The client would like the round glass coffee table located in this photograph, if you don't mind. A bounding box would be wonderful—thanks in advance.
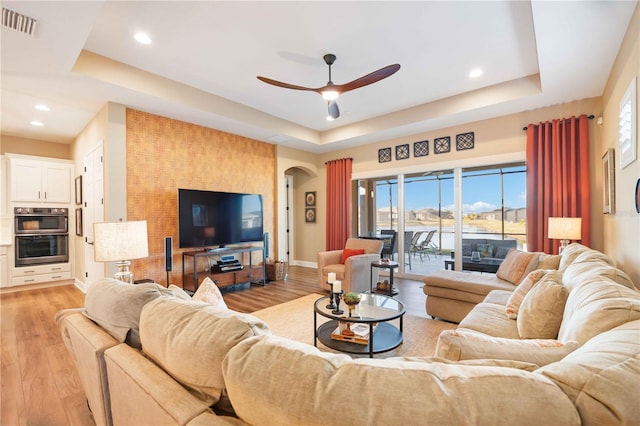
[314,293,405,358]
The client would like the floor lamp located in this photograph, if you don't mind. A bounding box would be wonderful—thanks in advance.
[548,217,582,254]
[94,220,149,284]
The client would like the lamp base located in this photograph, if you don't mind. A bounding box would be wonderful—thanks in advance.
[114,260,134,284]
[558,240,570,255]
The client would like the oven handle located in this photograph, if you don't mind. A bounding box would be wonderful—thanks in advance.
[16,233,69,238]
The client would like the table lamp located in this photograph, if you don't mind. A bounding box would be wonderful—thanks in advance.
[548,217,582,254]
[94,220,149,284]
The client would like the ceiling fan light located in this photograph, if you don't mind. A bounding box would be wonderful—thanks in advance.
[322,90,339,101]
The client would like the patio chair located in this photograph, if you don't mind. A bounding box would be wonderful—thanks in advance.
[380,230,397,260]
[412,229,440,261]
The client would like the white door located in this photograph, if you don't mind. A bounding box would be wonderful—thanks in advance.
[83,143,105,288]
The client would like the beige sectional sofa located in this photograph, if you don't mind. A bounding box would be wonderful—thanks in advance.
[423,246,560,322]
[58,245,640,425]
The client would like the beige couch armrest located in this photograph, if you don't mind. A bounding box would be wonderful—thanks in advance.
[435,329,579,366]
[105,344,212,425]
[345,253,380,293]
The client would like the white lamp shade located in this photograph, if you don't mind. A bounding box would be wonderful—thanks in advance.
[548,217,582,240]
[94,220,149,262]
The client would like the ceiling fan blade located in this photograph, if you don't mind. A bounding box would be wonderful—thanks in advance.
[330,64,401,94]
[328,100,340,119]
[257,76,320,92]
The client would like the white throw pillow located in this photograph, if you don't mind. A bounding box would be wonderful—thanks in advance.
[193,277,227,308]
[505,269,552,319]
[517,271,568,339]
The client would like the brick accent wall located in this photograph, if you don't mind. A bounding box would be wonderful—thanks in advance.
[125,109,276,286]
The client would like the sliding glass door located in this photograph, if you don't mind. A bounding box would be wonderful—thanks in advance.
[356,162,526,278]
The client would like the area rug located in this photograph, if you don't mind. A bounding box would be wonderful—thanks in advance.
[251,294,456,358]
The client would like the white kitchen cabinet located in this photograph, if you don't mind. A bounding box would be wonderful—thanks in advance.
[10,262,71,286]
[10,157,72,203]
[0,246,8,287]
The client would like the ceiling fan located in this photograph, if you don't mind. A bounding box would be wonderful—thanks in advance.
[257,54,401,120]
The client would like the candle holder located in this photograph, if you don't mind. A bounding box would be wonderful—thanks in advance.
[326,282,336,309]
[332,291,344,315]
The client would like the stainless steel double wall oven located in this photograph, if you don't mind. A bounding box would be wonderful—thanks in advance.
[14,207,69,267]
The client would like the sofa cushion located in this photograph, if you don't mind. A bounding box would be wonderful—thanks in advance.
[496,249,539,285]
[483,289,512,306]
[495,246,512,259]
[340,248,365,264]
[462,244,473,256]
[436,329,579,366]
[558,243,591,272]
[168,284,193,300]
[458,303,521,339]
[139,298,270,410]
[423,271,516,304]
[563,262,636,292]
[476,243,494,258]
[537,320,640,424]
[84,278,167,349]
[222,335,581,426]
[558,278,640,345]
[517,271,568,339]
[192,277,227,308]
[505,269,552,319]
[536,253,561,270]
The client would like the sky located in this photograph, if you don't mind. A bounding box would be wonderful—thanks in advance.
[375,170,526,214]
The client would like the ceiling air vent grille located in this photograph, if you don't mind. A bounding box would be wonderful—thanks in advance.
[2,7,37,36]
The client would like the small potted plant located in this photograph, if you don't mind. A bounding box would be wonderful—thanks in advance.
[343,292,361,317]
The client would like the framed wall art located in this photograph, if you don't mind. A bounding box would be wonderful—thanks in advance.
[305,208,316,223]
[378,147,392,163]
[434,137,451,154]
[395,144,409,160]
[75,175,83,205]
[619,76,636,169]
[635,178,640,214]
[414,140,429,157]
[456,132,475,151]
[75,208,83,236]
[602,148,615,214]
[305,191,316,207]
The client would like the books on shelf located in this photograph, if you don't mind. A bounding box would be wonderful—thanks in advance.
[330,323,376,345]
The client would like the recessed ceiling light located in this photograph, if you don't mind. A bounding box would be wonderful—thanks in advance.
[30,120,44,126]
[134,32,152,44]
[34,104,50,111]
[326,115,335,121]
[469,68,483,78]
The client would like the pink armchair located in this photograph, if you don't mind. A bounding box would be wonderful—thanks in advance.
[317,238,384,293]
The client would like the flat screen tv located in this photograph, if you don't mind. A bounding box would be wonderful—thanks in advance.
[178,188,264,249]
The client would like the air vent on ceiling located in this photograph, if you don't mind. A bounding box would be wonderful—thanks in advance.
[2,7,37,36]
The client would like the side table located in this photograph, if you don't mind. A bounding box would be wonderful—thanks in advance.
[370,260,399,296]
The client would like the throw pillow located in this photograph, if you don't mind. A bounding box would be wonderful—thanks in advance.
[476,243,494,258]
[536,253,561,270]
[167,284,192,300]
[495,246,512,259]
[193,277,227,308]
[340,248,365,264]
[517,271,568,339]
[496,249,538,284]
[462,244,473,256]
[505,269,552,319]
[84,278,165,349]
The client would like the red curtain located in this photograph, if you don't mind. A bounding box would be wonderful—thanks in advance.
[526,115,591,253]
[325,158,352,250]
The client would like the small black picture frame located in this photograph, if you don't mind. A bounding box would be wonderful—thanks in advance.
[414,140,429,157]
[75,175,83,205]
[75,208,83,236]
[378,147,392,163]
[305,191,316,207]
[305,208,316,223]
[456,132,475,151]
[434,137,451,154]
[395,144,410,160]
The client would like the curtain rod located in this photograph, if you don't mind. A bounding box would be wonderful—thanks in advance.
[522,115,594,131]
[325,157,353,165]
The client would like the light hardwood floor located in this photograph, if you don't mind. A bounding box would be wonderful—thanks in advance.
[0,265,428,425]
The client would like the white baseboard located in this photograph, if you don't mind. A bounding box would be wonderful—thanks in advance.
[292,260,317,269]
[74,278,87,293]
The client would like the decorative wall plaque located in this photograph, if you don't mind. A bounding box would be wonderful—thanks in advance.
[434,137,451,154]
[395,144,410,160]
[414,140,429,157]
[378,147,392,163]
[305,191,316,206]
[456,132,475,151]
[305,208,316,223]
